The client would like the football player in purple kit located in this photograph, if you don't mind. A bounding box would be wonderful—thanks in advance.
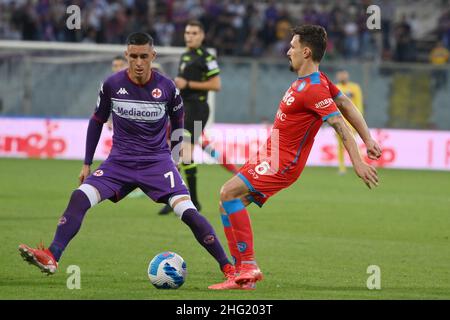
[18,32,236,285]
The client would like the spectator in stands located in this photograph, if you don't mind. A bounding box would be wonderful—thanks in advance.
[394,14,416,62]
[0,0,443,63]
[429,41,449,89]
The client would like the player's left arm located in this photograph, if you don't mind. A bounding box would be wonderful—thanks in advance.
[167,85,185,163]
[334,93,381,160]
[327,114,379,189]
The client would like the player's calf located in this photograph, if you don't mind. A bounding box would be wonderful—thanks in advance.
[169,195,231,272]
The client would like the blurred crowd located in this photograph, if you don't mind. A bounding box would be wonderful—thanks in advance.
[0,0,449,63]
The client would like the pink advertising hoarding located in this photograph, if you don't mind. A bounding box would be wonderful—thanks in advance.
[1,118,450,171]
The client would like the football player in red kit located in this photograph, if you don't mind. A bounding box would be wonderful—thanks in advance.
[209,25,382,290]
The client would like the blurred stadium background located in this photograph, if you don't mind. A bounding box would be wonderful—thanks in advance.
[0,0,450,169]
[1,0,450,300]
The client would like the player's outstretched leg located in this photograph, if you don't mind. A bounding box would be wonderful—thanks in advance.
[169,195,232,279]
[19,185,97,274]
[208,176,262,290]
[219,205,242,273]
[221,178,263,285]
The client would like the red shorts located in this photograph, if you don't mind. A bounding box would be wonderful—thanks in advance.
[237,161,299,207]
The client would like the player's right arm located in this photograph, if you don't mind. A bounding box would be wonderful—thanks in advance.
[79,81,112,184]
[167,83,184,164]
[333,93,381,160]
[304,81,378,189]
[323,74,381,161]
[326,114,379,189]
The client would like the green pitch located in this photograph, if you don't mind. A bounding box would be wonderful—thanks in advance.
[1,158,449,299]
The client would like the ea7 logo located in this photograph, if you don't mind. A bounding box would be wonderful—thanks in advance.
[282,90,295,106]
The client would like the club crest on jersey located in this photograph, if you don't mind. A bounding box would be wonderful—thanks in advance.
[152,88,162,98]
[297,81,306,92]
[93,169,104,176]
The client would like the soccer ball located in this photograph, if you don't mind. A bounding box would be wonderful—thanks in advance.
[147,251,187,289]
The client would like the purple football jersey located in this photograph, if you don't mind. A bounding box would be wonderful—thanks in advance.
[93,69,183,162]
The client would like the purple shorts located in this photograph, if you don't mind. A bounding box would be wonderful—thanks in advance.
[83,157,189,204]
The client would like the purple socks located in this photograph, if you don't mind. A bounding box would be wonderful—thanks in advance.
[48,190,230,270]
[181,208,230,269]
[49,189,91,261]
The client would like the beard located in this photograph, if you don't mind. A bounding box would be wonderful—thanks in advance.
[288,59,295,72]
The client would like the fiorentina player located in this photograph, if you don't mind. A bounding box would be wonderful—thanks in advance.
[209,25,382,290]
[18,32,236,284]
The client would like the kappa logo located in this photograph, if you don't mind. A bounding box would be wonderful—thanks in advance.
[93,169,104,176]
[173,102,183,112]
[116,88,129,95]
[152,88,162,98]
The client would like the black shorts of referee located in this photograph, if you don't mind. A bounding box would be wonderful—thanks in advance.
[183,100,210,144]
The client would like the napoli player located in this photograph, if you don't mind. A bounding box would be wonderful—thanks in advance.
[209,25,382,290]
[18,33,236,283]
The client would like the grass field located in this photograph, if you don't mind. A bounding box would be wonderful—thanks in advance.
[1,158,449,300]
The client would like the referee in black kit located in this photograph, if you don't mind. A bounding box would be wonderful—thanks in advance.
[159,20,221,215]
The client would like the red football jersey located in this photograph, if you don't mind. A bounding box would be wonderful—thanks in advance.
[255,71,342,181]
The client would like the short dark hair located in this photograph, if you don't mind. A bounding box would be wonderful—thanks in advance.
[292,25,327,62]
[126,32,154,46]
[186,20,204,32]
[113,55,127,62]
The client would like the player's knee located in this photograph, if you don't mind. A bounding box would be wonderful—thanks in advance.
[77,184,100,208]
[219,185,234,202]
[169,194,197,218]
[169,195,190,208]
[219,202,225,214]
